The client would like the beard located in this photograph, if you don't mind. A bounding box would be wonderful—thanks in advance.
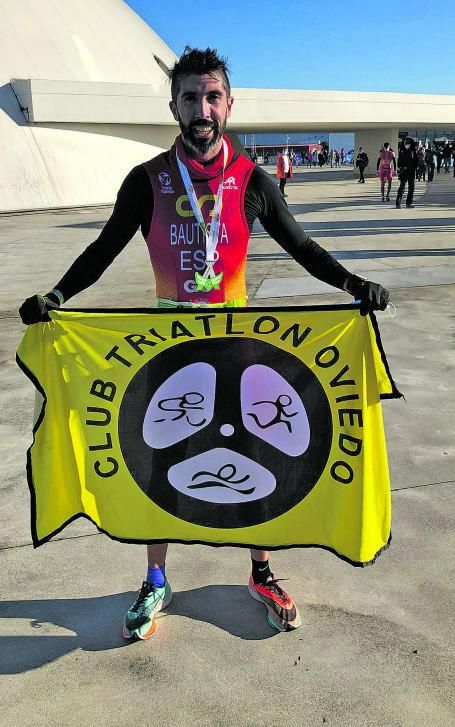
[177,113,228,156]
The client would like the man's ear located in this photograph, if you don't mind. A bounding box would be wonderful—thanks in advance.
[169,100,179,122]
[226,96,234,119]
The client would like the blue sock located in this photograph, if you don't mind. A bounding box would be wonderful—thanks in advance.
[146,564,166,587]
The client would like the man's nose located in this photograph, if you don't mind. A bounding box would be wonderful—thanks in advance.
[196,96,212,118]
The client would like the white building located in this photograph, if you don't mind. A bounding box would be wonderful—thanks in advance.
[2,0,455,211]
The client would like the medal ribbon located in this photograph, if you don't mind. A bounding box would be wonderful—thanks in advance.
[176,139,228,280]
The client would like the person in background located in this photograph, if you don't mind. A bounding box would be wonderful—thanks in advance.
[356,147,369,183]
[436,146,443,174]
[377,142,396,201]
[276,148,292,196]
[415,145,426,182]
[396,137,418,208]
[340,147,345,165]
[442,143,452,173]
[425,145,435,182]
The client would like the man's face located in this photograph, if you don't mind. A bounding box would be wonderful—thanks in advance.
[169,72,234,157]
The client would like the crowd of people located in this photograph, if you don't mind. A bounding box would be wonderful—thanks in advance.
[304,147,354,168]
[272,137,455,203]
[354,139,455,208]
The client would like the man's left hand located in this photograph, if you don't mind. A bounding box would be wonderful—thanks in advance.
[345,274,390,316]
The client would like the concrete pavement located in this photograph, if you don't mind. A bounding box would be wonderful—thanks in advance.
[1,166,454,726]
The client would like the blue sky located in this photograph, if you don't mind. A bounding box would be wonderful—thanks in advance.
[126,0,455,94]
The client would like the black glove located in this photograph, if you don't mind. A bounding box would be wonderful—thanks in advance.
[19,292,61,324]
[345,274,390,316]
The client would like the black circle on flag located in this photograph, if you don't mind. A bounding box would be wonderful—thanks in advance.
[118,337,332,528]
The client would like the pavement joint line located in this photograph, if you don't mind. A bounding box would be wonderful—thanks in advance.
[2,481,453,552]
[391,479,454,492]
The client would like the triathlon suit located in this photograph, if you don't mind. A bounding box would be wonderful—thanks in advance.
[378,149,395,183]
[142,135,252,308]
[53,135,353,307]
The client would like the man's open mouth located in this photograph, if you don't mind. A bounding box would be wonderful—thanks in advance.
[191,124,214,138]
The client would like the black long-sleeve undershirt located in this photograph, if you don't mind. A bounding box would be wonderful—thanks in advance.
[55,157,353,302]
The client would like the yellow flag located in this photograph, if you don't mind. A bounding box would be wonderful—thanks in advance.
[17,305,400,565]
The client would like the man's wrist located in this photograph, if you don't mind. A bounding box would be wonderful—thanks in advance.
[46,288,65,306]
[344,274,366,296]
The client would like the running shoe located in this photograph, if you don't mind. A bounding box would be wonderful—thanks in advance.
[123,579,172,640]
[248,574,301,631]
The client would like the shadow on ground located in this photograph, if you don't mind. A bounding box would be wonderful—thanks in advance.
[247,247,455,262]
[0,584,276,673]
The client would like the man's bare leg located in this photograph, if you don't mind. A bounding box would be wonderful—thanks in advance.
[250,548,269,561]
[147,543,168,568]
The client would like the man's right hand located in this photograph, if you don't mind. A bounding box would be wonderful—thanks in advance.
[19,293,61,324]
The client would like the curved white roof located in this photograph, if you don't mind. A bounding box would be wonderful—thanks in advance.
[0,0,176,86]
[1,0,455,211]
[0,0,178,211]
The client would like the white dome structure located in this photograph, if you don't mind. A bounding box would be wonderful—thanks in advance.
[0,0,178,211]
[2,0,455,210]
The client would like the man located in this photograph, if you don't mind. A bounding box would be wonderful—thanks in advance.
[436,146,443,174]
[425,145,435,182]
[396,137,418,209]
[442,143,452,173]
[276,148,292,196]
[415,145,426,182]
[376,142,397,201]
[356,147,369,183]
[19,48,389,641]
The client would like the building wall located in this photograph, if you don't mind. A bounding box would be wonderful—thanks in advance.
[2,1,455,210]
[1,85,176,210]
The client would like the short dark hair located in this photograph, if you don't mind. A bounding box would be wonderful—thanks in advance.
[169,47,231,101]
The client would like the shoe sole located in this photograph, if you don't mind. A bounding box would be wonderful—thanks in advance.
[122,589,173,641]
[248,583,302,632]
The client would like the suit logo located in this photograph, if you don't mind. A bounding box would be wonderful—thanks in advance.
[224,176,237,190]
[158,171,174,194]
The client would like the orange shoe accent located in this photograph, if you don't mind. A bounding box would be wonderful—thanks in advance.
[137,617,157,640]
